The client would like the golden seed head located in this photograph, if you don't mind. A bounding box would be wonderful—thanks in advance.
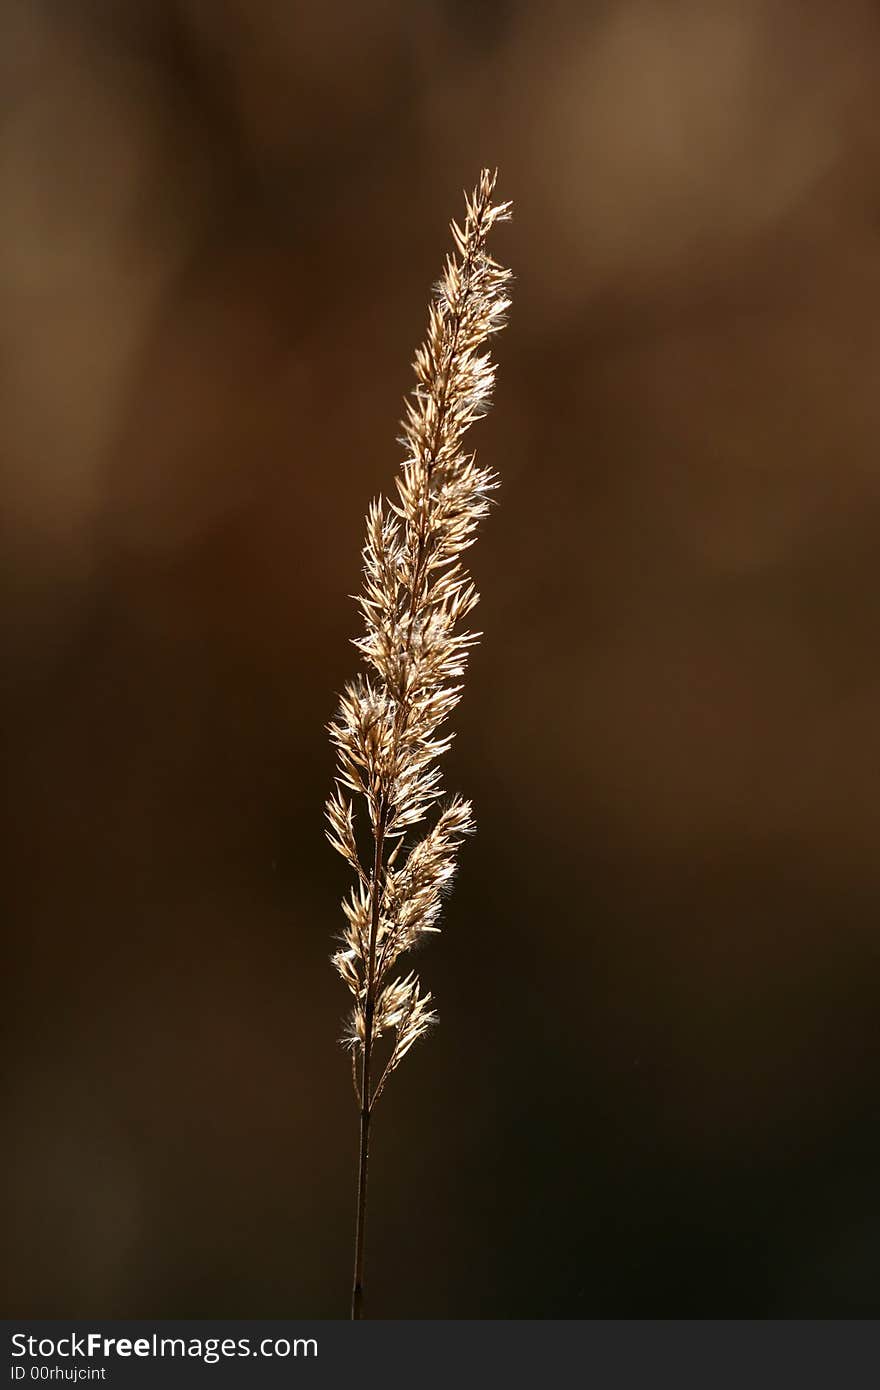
[327,170,512,1103]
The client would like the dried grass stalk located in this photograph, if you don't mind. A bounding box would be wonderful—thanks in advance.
[326,169,512,1318]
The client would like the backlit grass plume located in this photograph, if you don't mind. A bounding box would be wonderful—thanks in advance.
[326,169,512,1318]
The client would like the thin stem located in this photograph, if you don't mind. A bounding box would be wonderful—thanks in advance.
[351,815,385,1319]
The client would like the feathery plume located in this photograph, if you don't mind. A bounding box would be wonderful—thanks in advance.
[326,169,512,1317]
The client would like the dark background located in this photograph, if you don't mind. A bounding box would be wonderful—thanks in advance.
[5,0,880,1317]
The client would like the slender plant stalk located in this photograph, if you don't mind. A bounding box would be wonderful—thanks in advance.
[326,170,512,1319]
[351,822,384,1319]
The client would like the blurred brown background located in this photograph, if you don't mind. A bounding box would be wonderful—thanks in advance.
[5,0,880,1317]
